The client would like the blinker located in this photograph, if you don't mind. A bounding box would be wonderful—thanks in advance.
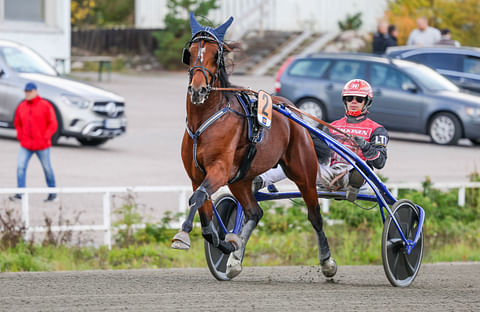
[182,48,191,65]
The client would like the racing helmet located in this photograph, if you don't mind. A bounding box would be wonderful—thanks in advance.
[341,79,373,114]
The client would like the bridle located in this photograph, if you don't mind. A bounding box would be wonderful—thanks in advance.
[183,34,225,100]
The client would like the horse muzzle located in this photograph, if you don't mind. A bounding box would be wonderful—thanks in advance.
[188,85,209,105]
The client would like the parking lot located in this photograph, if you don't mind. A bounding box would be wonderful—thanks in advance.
[1,72,479,235]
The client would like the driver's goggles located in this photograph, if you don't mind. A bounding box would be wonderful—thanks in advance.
[344,96,366,103]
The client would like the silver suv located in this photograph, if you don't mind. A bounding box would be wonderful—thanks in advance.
[0,40,127,146]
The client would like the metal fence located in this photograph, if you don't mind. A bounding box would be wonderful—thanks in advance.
[72,28,162,55]
[1,181,479,248]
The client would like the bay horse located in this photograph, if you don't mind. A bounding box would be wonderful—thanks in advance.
[171,12,337,279]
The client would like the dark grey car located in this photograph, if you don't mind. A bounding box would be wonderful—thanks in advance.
[386,46,480,94]
[0,40,127,146]
[275,53,480,145]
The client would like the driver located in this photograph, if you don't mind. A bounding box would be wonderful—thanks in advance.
[253,79,389,201]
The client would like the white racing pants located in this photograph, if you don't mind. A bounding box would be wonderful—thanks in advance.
[258,163,369,192]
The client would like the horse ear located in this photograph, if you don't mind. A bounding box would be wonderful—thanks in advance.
[189,11,203,35]
[214,16,234,42]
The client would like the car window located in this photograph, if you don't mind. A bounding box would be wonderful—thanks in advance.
[0,46,57,75]
[288,59,331,78]
[424,53,461,71]
[404,53,427,64]
[464,56,480,75]
[370,64,415,90]
[328,60,366,82]
[401,64,459,92]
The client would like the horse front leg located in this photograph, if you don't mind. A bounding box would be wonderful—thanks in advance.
[172,166,236,252]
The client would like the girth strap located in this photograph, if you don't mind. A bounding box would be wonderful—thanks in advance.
[228,142,257,184]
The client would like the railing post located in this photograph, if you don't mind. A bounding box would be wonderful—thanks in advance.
[21,192,30,239]
[391,186,398,198]
[321,198,329,213]
[179,189,187,215]
[458,186,465,207]
[103,192,112,249]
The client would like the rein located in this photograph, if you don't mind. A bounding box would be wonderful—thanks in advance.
[213,87,354,139]
[185,36,226,100]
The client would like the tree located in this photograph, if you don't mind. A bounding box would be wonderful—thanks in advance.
[153,0,219,70]
[338,12,363,31]
[71,0,134,29]
[386,0,480,46]
[71,0,96,28]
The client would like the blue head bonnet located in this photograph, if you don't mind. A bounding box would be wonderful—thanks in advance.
[189,11,233,43]
[182,12,234,66]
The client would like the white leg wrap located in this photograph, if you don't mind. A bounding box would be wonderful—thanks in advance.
[171,231,190,250]
[226,246,244,279]
[260,166,287,188]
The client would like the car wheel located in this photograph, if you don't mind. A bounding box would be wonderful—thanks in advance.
[77,138,109,146]
[296,98,326,128]
[428,112,462,145]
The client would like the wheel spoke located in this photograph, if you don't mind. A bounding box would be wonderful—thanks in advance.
[387,238,403,250]
[393,252,401,277]
[406,208,414,238]
[214,251,225,269]
[403,252,415,276]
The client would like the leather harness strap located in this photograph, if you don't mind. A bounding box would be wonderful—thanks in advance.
[186,101,245,175]
[213,87,353,140]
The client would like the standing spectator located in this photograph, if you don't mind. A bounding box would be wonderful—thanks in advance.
[436,28,460,47]
[372,20,393,54]
[407,16,441,46]
[9,82,58,202]
[388,24,398,46]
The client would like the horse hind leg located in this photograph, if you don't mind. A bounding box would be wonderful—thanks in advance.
[282,151,337,277]
[304,187,337,278]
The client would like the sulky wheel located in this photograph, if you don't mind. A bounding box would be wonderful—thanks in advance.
[204,194,240,281]
[382,199,424,287]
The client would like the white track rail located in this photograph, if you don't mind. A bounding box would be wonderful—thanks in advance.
[1,181,479,248]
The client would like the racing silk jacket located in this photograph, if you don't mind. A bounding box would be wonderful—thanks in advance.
[328,114,389,169]
[14,95,58,151]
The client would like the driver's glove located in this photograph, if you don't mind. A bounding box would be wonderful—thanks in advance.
[353,136,377,159]
[353,136,368,150]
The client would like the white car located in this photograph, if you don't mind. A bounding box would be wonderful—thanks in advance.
[0,40,127,146]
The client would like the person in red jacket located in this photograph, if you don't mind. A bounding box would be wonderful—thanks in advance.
[253,79,389,202]
[9,82,58,202]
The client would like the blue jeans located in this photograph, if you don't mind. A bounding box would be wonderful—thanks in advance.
[17,147,56,195]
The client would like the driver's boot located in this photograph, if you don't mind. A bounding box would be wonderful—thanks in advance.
[346,169,364,202]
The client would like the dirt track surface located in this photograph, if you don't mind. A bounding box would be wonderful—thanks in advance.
[1,263,479,311]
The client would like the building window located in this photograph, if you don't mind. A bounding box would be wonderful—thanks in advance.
[4,0,45,22]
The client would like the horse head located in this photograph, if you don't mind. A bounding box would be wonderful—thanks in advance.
[183,12,234,105]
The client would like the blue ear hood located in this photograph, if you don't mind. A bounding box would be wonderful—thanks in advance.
[189,12,234,42]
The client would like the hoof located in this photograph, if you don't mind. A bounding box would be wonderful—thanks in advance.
[321,257,337,278]
[225,233,243,251]
[171,231,190,250]
[226,251,243,279]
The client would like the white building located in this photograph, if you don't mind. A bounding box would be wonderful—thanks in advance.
[0,0,71,72]
[135,0,388,39]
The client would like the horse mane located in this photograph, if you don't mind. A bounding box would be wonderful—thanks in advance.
[219,41,242,90]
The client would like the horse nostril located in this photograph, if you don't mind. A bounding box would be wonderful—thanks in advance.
[188,86,194,95]
[199,87,207,95]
